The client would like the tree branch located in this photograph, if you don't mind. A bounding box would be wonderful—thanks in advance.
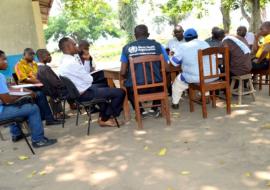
[240,0,251,23]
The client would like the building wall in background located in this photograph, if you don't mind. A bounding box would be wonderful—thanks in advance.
[0,0,45,77]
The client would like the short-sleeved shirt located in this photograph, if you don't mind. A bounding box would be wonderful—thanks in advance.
[222,38,252,76]
[59,54,93,94]
[15,59,38,82]
[256,34,270,59]
[166,38,185,52]
[120,38,169,87]
[0,73,9,113]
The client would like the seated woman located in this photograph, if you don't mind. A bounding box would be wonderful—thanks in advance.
[252,22,270,70]
[0,50,57,148]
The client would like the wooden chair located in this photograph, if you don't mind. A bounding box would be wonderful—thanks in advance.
[251,63,270,95]
[129,54,171,129]
[189,47,231,118]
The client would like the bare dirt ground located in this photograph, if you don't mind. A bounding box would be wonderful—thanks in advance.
[1,88,270,190]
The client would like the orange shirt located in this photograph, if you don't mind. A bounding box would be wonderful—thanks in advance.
[15,59,38,82]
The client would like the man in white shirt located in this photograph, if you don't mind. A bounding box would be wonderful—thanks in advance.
[166,25,185,55]
[58,37,125,127]
[170,28,218,109]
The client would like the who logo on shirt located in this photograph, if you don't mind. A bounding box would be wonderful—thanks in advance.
[128,46,138,54]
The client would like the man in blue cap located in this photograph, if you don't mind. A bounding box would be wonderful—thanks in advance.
[170,28,218,109]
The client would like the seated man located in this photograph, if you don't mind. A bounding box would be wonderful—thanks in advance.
[0,50,57,148]
[15,48,61,125]
[78,40,108,87]
[171,28,218,109]
[205,27,225,47]
[222,34,252,77]
[58,37,125,127]
[120,24,170,117]
[36,49,70,119]
[252,22,270,70]
[166,25,185,55]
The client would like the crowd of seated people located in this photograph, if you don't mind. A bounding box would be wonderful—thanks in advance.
[1,22,270,149]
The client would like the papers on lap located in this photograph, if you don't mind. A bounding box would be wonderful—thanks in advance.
[9,91,31,96]
[10,83,43,89]
[90,69,102,75]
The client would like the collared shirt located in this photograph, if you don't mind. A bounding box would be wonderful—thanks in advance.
[120,38,169,87]
[256,34,270,59]
[166,38,185,52]
[171,39,218,83]
[0,73,9,113]
[58,54,93,94]
[15,58,38,82]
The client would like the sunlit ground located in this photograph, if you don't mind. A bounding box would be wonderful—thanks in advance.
[1,86,270,190]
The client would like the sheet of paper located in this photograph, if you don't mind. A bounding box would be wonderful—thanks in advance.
[9,91,31,96]
[11,83,43,89]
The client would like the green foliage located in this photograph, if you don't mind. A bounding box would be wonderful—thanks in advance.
[160,0,214,26]
[44,0,121,42]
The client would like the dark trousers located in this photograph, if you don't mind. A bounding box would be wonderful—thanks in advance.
[252,59,269,70]
[79,87,125,121]
[126,87,161,113]
[35,91,55,121]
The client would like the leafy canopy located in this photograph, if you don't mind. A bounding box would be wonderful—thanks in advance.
[45,0,121,42]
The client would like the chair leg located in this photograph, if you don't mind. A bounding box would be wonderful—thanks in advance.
[62,100,66,128]
[86,108,91,136]
[211,90,216,108]
[164,99,171,126]
[76,103,80,126]
[259,74,262,90]
[134,101,143,129]
[238,79,243,105]
[19,127,35,155]
[201,92,207,118]
[225,87,231,115]
[230,79,236,97]
[248,79,256,101]
[189,87,195,112]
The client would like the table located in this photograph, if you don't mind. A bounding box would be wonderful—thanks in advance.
[103,68,131,122]
[103,66,181,122]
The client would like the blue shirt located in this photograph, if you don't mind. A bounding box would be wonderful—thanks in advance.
[120,38,169,87]
[0,73,9,113]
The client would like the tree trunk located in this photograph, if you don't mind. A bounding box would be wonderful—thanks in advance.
[249,0,261,32]
[220,0,231,33]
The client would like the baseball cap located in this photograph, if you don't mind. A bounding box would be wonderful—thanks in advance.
[183,28,198,39]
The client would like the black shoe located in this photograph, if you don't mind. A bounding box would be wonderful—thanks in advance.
[172,104,179,109]
[12,133,30,142]
[32,138,57,148]
[45,119,63,126]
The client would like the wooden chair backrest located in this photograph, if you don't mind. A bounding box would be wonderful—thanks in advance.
[129,54,167,92]
[198,47,230,85]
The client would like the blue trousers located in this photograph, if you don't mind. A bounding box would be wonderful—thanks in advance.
[79,87,125,121]
[0,104,44,142]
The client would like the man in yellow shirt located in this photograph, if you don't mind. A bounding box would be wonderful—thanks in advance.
[14,48,62,126]
[15,48,40,83]
[252,22,270,70]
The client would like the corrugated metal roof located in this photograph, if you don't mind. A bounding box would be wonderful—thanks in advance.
[33,0,53,24]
